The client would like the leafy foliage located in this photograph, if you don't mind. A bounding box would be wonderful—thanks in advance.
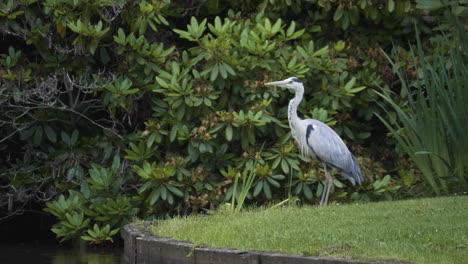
[1,0,465,243]
[376,16,468,195]
[44,160,139,242]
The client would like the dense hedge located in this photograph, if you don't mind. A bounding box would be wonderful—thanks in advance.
[0,0,464,243]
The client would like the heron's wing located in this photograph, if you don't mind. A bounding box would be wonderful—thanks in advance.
[304,119,353,173]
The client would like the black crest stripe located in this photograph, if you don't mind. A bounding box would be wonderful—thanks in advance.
[305,125,321,162]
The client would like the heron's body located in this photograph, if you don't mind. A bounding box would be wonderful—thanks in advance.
[266,77,363,205]
[291,118,362,186]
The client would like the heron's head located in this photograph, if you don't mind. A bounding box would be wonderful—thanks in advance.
[264,77,303,92]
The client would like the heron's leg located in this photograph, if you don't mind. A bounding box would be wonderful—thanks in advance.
[319,182,327,206]
[320,164,333,206]
[320,163,328,205]
[323,168,333,206]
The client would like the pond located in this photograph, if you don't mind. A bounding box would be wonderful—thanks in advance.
[0,243,126,264]
[0,211,126,264]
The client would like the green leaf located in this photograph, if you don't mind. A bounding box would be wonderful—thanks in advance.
[44,125,57,143]
[415,151,432,155]
[167,185,184,197]
[342,13,350,29]
[161,186,168,200]
[357,132,371,139]
[331,99,339,109]
[219,64,227,79]
[264,18,272,32]
[303,184,313,200]
[167,193,174,204]
[177,105,185,120]
[156,77,169,88]
[124,88,139,95]
[289,29,305,39]
[271,19,282,34]
[214,16,222,32]
[349,86,366,93]
[147,133,157,148]
[381,175,391,186]
[334,179,344,188]
[253,181,263,196]
[266,177,280,188]
[170,125,178,142]
[81,181,91,199]
[288,56,297,69]
[334,7,344,21]
[263,182,272,199]
[81,235,95,241]
[89,39,99,55]
[344,126,354,140]
[271,174,286,180]
[313,46,328,57]
[272,157,281,169]
[33,126,43,146]
[294,183,303,195]
[56,21,66,38]
[158,13,169,25]
[344,77,356,90]
[310,25,321,33]
[225,125,233,141]
[149,189,160,205]
[281,159,289,174]
[210,64,219,81]
[286,21,295,37]
[70,130,79,145]
[117,28,126,43]
[415,0,445,10]
[224,63,236,76]
[100,47,110,65]
[111,155,121,171]
[109,228,120,236]
[139,181,153,193]
[316,183,323,197]
[173,29,195,41]
[388,0,395,12]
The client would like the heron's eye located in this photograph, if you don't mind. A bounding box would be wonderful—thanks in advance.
[288,81,293,84]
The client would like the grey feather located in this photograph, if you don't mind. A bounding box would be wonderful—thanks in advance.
[265,76,363,205]
[302,119,362,185]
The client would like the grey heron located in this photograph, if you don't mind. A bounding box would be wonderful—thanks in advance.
[265,77,363,205]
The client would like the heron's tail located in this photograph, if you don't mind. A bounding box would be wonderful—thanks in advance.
[346,155,363,186]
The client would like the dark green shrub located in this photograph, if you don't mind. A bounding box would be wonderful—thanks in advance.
[2,0,457,243]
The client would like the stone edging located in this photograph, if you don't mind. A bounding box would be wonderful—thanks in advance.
[122,223,410,264]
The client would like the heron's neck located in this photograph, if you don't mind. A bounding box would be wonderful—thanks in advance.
[288,86,304,126]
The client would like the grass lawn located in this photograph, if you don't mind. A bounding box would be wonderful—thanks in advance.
[151,196,468,264]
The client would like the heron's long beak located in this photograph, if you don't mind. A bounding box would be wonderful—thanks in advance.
[264,79,289,87]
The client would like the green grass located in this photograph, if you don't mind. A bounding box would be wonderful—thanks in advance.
[151,196,468,264]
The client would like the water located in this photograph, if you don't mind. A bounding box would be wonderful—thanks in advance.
[0,243,126,264]
[0,212,127,263]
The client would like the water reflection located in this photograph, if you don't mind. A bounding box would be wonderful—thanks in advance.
[0,243,126,264]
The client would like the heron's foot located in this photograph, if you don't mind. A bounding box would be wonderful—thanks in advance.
[319,198,328,206]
